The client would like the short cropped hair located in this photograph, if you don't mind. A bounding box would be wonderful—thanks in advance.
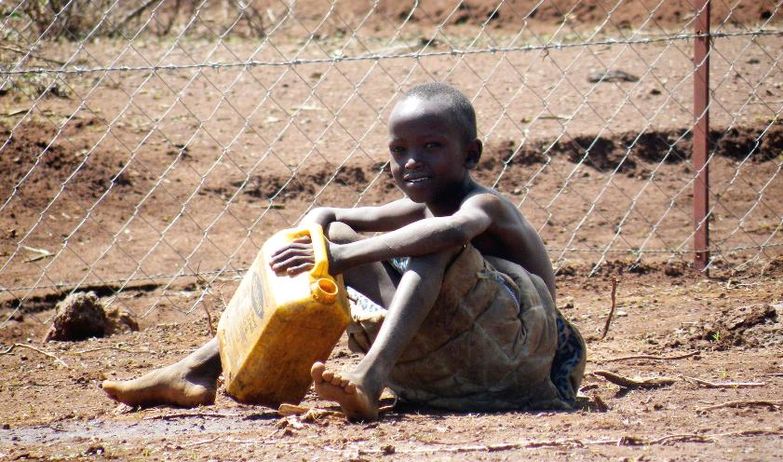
[403,82,477,145]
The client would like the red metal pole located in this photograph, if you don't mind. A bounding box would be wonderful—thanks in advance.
[693,0,710,272]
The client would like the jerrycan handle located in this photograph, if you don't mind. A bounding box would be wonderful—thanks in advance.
[284,225,338,305]
[305,224,330,279]
[307,225,338,304]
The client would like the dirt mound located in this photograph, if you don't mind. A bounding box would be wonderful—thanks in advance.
[371,0,779,30]
[42,291,139,341]
[557,258,693,279]
[6,120,777,207]
[44,292,107,342]
[668,303,782,350]
[242,124,781,203]
[0,120,139,212]
[494,124,783,173]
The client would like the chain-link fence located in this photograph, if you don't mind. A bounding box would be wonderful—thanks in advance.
[1,0,781,325]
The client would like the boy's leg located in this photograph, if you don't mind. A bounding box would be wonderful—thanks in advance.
[325,221,399,308]
[312,246,460,421]
[100,221,390,409]
[101,337,221,407]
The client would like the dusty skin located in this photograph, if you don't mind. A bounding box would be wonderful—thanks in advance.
[311,361,378,421]
[101,363,216,408]
[101,339,220,408]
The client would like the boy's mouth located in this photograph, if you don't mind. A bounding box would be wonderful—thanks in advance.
[403,174,431,184]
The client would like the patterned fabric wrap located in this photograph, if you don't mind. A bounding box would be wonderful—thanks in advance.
[346,245,586,411]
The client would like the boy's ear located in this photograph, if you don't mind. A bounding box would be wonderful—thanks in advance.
[464,139,482,169]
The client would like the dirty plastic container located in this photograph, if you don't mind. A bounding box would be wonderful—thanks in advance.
[216,224,351,407]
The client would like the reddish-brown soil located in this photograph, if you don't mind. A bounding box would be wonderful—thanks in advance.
[1,1,782,460]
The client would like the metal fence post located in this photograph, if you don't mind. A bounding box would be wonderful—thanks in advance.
[693,0,711,272]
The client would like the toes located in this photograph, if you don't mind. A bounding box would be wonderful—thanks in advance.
[311,362,356,393]
[310,362,326,383]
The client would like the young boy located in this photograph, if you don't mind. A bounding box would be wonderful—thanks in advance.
[102,82,586,421]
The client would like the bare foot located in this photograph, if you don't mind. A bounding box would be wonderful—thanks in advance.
[311,362,379,421]
[101,363,216,408]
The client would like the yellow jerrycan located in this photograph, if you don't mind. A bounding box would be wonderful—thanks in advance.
[216,224,351,407]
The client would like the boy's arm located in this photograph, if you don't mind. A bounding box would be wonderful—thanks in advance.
[279,194,495,275]
[332,200,490,271]
[300,199,427,233]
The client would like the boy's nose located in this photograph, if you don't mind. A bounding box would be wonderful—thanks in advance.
[404,156,422,169]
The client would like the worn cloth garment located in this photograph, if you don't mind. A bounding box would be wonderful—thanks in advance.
[346,245,586,411]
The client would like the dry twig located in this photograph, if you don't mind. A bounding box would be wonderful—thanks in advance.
[109,0,159,35]
[3,107,32,117]
[0,44,66,65]
[593,351,700,363]
[698,400,782,412]
[682,376,765,388]
[73,346,152,355]
[278,398,398,421]
[619,434,714,446]
[182,436,221,447]
[21,245,53,263]
[278,403,343,419]
[600,278,618,340]
[143,412,246,420]
[203,303,215,336]
[195,268,216,336]
[0,343,69,368]
[589,370,676,388]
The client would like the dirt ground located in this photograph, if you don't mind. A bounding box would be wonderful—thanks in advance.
[1,1,782,460]
[1,267,782,461]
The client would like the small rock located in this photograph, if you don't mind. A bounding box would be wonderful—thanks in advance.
[105,307,139,335]
[587,69,639,83]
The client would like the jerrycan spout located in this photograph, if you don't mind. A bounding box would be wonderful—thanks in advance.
[311,278,338,304]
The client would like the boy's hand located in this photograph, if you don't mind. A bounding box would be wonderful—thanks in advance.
[269,236,347,277]
[269,236,315,275]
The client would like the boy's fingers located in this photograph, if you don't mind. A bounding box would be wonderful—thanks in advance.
[269,237,312,257]
[286,262,314,275]
[269,248,314,265]
[271,255,310,272]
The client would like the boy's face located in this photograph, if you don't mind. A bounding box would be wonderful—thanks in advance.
[387,97,476,205]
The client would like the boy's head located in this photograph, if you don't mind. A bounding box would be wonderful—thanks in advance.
[401,82,477,146]
[387,83,483,205]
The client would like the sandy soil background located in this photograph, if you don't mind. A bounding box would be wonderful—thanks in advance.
[1,1,782,460]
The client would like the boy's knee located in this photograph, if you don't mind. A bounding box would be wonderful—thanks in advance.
[325,221,360,244]
[408,245,463,272]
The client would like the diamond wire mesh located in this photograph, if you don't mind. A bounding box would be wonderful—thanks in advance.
[0,0,781,325]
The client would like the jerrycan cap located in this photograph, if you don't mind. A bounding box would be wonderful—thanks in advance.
[311,278,338,304]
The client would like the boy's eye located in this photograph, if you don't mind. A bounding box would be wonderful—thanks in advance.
[424,142,441,149]
[389,145,405,154]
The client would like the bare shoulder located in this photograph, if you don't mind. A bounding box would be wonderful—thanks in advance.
[462,189,555,299]
[460,189,525,222]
